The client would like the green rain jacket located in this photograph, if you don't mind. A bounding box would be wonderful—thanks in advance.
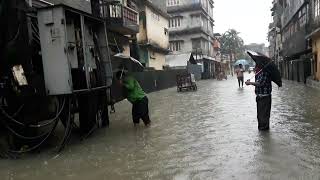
[123,76,146,103]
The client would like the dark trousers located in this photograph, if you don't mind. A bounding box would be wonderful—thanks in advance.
[238,77,244,87]
[132,96,151,125]
[256,95,271,130]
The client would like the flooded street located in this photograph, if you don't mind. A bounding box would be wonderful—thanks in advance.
[1,74,320,180]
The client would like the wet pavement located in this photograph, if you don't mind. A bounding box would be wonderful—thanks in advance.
[1,73,320,180]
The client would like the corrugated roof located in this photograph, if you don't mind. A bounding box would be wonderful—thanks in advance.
[165,53,192,67]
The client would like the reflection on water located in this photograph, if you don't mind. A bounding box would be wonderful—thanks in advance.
[1,75,320,180]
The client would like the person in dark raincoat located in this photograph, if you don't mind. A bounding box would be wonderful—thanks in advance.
[245,64,272,131]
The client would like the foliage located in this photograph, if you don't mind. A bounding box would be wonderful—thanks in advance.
[220,29,245,61]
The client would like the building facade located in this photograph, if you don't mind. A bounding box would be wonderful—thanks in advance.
[33,0,170,71]
[269,0,312,83]
[92,0,139,71]
[307,0,320,81]
[137,0,170,70]
[30,0,92,13]
[166,0,220,79]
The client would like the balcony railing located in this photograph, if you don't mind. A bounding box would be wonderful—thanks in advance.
[96,1,139,34]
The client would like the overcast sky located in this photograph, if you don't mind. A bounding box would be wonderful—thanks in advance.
[213,0,273,45]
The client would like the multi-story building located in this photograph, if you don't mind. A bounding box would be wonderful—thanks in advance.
[30,0,92,13]
[166,0,219,79]
[281,0,311,83]
[269,0,283,65]
[269,0,312,83]
[136,0,170,70]
[306,0,320,81]
[93,0,140,68]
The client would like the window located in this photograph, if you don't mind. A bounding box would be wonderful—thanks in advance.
[192,39,201,50]
[164,28,168,35]
[169,17,183,28]
[109,5,122,18]
[191,15,200,26]
[315,0,320,18]
[299,6,307,27]
[170,41,183,51]
[192,0,200,4]
[167,0,180,6]
[200,16,204,27]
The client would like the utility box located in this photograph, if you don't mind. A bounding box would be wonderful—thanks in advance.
[38,5,113,95]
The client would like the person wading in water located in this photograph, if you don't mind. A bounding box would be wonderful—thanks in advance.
[116,71,151,127]
[245,64,272,131]
[235,64,245,88]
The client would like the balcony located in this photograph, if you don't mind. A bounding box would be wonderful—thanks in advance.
[282,29,308,57]
[306,15,320,37]
[167,2,202,13]
[281,0,307,27]
[97,2,139,35]
[139,39,170,54]
[169,26,214,38]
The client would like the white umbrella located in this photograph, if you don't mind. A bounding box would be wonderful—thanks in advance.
[113,53,144,72]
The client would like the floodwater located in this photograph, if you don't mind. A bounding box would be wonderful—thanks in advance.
[1,74,320,180]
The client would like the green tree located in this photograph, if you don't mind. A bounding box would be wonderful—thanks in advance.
[220,29,245,62]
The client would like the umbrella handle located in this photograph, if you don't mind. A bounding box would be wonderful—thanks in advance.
[120,67,124,80]
[247,61,273,81]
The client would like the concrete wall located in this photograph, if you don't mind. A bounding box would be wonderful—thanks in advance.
[137,3,169,70]
[145,6,169,49]
[170,11,196,31]
[137,9,148,43]
[111,69,188,102]
[149,0,167,13]
[170,0,214,19]
[169,33,211,56]
[169,12,213,36]
[148,51,166,70]
[167,0,214,58]
[34,0,92,13]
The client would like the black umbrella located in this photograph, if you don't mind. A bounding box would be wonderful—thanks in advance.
[112,53,144,72]
[247,51,282,87]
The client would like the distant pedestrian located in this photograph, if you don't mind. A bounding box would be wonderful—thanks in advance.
[235,64,245,88]
[245,64,272,131]
[116,71,151,127]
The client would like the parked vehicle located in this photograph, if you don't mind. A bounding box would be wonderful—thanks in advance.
[176,73,197,92]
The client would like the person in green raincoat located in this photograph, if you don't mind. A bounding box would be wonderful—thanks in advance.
[116,71,151,127]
